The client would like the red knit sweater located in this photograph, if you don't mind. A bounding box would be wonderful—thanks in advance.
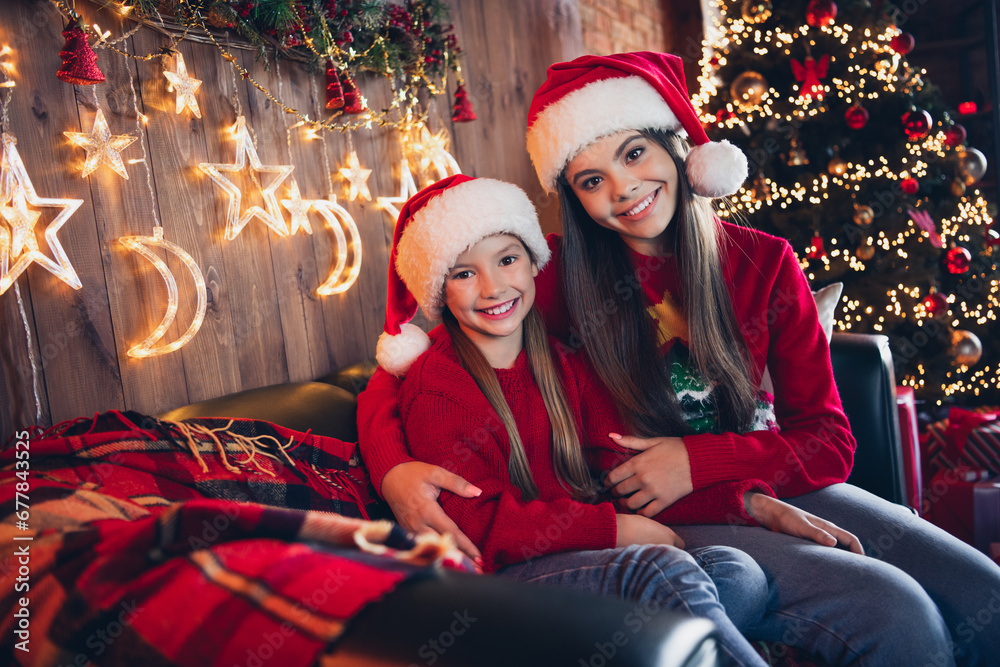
[397,328,769,573]
[360,221,855,503]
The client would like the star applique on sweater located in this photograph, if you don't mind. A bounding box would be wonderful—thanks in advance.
[646,287,689,348]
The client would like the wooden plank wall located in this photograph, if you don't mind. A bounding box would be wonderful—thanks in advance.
[0,0,583,443]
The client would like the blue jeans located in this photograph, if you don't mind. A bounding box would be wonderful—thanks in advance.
[674,483,1000,666]
[497,543,769,667]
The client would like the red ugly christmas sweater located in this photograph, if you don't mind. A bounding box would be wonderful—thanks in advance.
[396,328,771,573]
[360,221,856,506]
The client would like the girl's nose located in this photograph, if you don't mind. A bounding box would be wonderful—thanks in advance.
[613,172,641,201]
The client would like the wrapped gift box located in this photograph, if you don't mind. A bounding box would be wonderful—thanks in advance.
[924,468,1000,554]
[896,386,923,515]
[921,406,1000,481]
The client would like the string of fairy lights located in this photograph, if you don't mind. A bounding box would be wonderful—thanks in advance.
[696,0,999,403]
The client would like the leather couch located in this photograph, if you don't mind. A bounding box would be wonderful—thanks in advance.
[158,332,904,667]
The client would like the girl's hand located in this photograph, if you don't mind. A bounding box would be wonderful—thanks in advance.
[605,434,693,516]
[381,461,483,560]
[745,492,864,555]
[615,513,685,549]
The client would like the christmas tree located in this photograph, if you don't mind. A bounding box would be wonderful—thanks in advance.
[694,0,999,405]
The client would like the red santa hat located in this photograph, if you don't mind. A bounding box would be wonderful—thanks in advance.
[526,51,747,198]
[376,174,551,377]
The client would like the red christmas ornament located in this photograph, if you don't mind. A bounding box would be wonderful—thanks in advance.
[324,61,344,110]
[791,55,829,100]
[890,32,915,55]
[339,71,366,114]
[56,25,105,85]
[943,123,967,147]
[922,292,949,316]
[944,246,972,274]
[901,177,919,194]
[451,83,477,122]
[845,105,869,130]
[958,101,977,115]
[805,0,837,27]
[806,234,827,259]
[902,108,932,141]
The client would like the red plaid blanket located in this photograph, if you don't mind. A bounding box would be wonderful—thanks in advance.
[0,411,467,666]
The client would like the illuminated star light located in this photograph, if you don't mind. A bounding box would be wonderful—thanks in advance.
[376,157,419,225]
[163,52,202,118]
[410,123,461,183]
[281,179,314,235]
[199,116,293,241]
[0,133,84,294]
[338,149,372,202]
[63,108,138,179]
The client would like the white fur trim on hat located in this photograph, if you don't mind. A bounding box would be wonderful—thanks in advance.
[527,76,679,193]
[376,323,431,377]
[685,140,749,199]
[394,179,550,321]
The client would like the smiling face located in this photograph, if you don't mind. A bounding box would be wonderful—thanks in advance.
[565,131,681,257]
[444,234,538,367]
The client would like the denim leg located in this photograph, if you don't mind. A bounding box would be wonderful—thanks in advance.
[672,482,996,667]
[497,544,768,667]
[785,483,1000,666]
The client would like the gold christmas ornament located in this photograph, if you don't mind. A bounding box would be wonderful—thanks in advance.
[950,328,983,366]
[741,0,773,23]
[950,178,967,197]
[856,242,875,260]
[853,205,874,227]
[337,149,372,202]
[730,71,768,109]
[163,52,202,119]
[63,108,138,179]
[827,156,848,176]
[119,226,208,358]
[199,116,293,241]
[957,148,988,185]
[0,133,84,294]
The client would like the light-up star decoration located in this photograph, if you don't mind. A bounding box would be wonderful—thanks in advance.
[0,133,84,295]
[376,157,419,225]
[338,150,372,201]
[199,116,293,241]
[409,123,461,183]
[63,108,138,179]
[311,196,363,295]
[281,179,313,235]
[163,52,202,118]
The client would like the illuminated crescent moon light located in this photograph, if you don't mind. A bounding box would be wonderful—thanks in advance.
[311,196,362,296]
[118,227,208,358]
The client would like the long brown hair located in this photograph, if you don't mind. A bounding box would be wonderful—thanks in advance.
[558,129,757,436]
[442,306,597,501]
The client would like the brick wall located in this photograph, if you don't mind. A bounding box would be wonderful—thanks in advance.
[578,0,665,55]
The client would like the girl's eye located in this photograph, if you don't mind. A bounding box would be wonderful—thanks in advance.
[451,270,472,280]
[582,176,602,191]
[500,255,518,266]
[625,146,644,162]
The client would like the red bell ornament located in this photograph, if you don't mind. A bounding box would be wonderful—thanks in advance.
[901,177,919,195]
[806,234,827,259]
[339,71,366,115]
[56,25,105,85]
[922,292,949,316]
[805,0,837,27]
[890,32,915,55]
[451,83,477,122]
[325,61,344,110]
[943,123,967,148]
[845,105,869,130]
[902,108,932,141]
[944,246,972,274]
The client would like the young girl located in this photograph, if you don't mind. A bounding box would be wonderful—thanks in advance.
[362,53,1000,666]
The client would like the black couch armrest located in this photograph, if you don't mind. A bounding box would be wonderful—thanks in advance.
[157,381,360,442]
[330,568,720,667]
[829,333,906,506]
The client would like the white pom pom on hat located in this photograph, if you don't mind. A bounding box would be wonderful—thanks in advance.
[526,51,748,197]
[376,174,550,377]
